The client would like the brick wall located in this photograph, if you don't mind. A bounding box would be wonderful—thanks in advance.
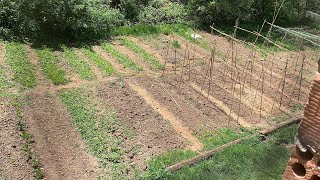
[283,74,320,180]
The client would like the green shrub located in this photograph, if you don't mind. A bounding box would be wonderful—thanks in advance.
[138,0,187,24]
[1,0,124,41]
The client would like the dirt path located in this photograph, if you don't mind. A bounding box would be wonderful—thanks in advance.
[0,98,34,180]
[23,91,101,180]
[127,80,203,151]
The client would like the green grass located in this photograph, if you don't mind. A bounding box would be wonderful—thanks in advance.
[102,43,142,71]
[112,24,189,36]
[119,38,164,70]
[62,46,95,80]
[198,128,253,150]
[143,125,297,180]
[81,47,116,75]
[140,149,197,179]
[37,48,68,85]
[5,42,37,88]
[59,88,130,179]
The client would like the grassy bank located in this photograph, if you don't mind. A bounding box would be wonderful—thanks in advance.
[142,125,297,180]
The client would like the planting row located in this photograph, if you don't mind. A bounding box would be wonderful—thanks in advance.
[0,40,164,89]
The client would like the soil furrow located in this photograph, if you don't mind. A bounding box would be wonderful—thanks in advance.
[23,92,101,180]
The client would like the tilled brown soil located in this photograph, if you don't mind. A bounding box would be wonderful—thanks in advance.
[23,92,101,180]
[139,35,309,116]
[0,98,34,180]
[96,80,187,169]
[132,76,241,133]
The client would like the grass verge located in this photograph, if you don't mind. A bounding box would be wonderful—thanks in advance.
[81,47,116,75]
[102,43,142,71]
[143,125,297,180]
[62,46,95,80]
[37,48,68,85]
[13,97,44,179]
[59,87,131,179]
[5,42,37,88]
[119,38,164,70]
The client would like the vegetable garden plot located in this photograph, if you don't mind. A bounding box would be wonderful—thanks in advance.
[96,80,187,169]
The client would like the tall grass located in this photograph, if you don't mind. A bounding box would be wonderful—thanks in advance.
[119,38,164,70]
[102,43,142,71]
[5,42,37,88]
[81,47,116,75]
[62,46,95,80]
[37,48,68,85]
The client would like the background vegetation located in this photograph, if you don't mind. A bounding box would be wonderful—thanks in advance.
[0,0,319,40]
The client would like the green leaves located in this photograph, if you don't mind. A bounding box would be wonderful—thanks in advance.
[5,42,37,88]
[37,48,68,85]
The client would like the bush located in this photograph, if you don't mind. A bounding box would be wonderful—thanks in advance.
[0,0,21,40]
[1,0,124,41]
[187,0,308,28]
[137,0,187,24]
[187,0,255,28]
[120,0,144,23]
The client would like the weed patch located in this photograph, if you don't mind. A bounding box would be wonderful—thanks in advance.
[62,46,95,80]
[119,38,164,70]
[102,43,142,71]
[5,43,37,88]
[81,47,116,75]
[37,48,68,85]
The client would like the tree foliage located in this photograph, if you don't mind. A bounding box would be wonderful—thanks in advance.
[1,0,123,40]
[0,0,318,41]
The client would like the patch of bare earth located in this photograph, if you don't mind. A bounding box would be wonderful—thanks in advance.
[96,80,187,169]
[131,76,245,131]
[23,91,101,179]
[0,98,34,180]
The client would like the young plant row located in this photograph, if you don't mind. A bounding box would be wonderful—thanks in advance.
[119,38,164,70]
[5,43,37,88]
[62,46,95,80]
[59,88,132,179]
[102,43,143,71]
